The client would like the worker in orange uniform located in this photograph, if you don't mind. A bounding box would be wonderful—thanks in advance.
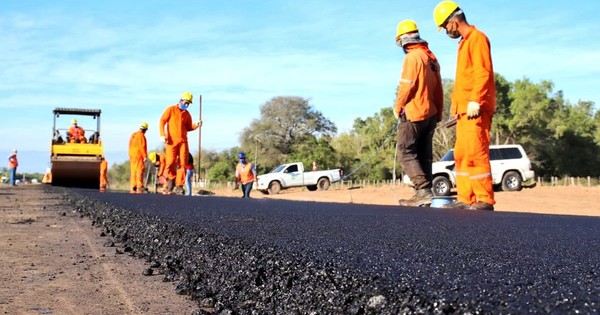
[128,122,149,194]
[235,152,257,198]
[434,1,495,210]
[7,149,18,186]
[393,19,443,207]
[99,157,108,192]
[68,119,87,143]
[159,92,202,195]
[149,151,167,193]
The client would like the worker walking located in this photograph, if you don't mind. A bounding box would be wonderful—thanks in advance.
[99,157,108,192]
[235,152,257,198]
[159,92,202,195]
[68,119,87,143]
[128,122,149,194]
[393,20,444,207]
[7,149,18,186]
[434,1,496,210]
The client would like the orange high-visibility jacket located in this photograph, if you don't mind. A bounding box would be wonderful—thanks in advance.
[159,105,198,144]
[451,25,495,115]
[394,43,444,122]
[236,162,256,185]
[128,130,148,160]
[68,126,86,142]
[8,154,18,168]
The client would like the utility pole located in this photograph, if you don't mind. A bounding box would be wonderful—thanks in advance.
[197,94,202,182]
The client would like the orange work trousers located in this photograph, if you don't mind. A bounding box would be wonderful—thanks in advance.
[454,111,495,205]
[129,157,146,190]
[176,168,185,187]
[100,160,108,191]
[165,141,189,181]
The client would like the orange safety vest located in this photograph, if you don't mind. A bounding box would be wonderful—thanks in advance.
[451,25,495,115]
[159,105,198,144]
[394,42,444,122]
[8,154,18,168]
[236,162,255,184]
[68,126,86,141]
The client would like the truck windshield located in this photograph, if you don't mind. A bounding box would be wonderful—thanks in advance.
[270,165,286,173]
[439,150,454,162]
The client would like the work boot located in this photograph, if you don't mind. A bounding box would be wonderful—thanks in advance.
[163,179,175,195]
[443,200,471,209]
[399,188,434,207]
[130,187,137,194]
[470,202,494,211]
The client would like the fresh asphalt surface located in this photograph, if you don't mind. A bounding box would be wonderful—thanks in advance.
[73,189,600,313]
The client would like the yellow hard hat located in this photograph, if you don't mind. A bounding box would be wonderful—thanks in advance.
[433,1,460,29]
[71,119,78,124]
[396,20,419,41]
[140,122,148,130]
[181,91,193,103]
[149,151,157,163]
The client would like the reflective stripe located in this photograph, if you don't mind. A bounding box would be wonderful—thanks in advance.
[400,78,414,84]
[455,171,469,177]
[470,173,492,179]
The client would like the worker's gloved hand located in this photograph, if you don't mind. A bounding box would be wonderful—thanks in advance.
[196,120,203,128]
[394,110,400,119]
[467,101,481,118]
[160,136,167,143]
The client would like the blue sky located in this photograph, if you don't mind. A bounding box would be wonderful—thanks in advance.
[1,1,598,173]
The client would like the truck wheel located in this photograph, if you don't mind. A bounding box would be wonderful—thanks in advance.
[501,171,522,192]
[317,178,330,191]
[432,176,451,196]
[268,181,282,194]
[306,185,318,191]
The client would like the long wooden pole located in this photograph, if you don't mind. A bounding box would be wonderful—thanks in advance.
[198,94,202,181]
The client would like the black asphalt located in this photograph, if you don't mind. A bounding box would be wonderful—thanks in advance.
[68,188,600,314]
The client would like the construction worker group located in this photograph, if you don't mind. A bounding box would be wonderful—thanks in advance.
[103,1,497,209]
[125,92,201,195]
[395,1,495,210]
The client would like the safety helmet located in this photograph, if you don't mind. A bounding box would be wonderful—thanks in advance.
[181,91,193,103]
[71,119,78,125]
[238,152,246,159]
[433,1,460,29]
[395,20,419,41]
[140,122,148,130]
[149,151,157,163]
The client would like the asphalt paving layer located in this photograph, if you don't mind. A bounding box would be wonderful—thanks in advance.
[62,187,599,314]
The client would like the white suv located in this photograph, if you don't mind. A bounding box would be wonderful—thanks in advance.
[403,144,535,196]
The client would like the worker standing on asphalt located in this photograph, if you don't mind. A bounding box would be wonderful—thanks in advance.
[433,1,496,210]
[159,92,202,195]
[393,19,444,207]
[99,157,108,192]
[68,119,87,143]
[7,149,18,186]
[184,153,194,196]
[128,122,149,194]
[235,152,257,198]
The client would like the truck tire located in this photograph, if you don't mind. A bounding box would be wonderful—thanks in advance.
[501,171,522,192]
[317,177,330,191]
[306,185,318,191]
[432,176,452,196]
[268,181,282,194]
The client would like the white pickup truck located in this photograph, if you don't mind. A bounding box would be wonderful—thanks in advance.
[256,162,342,194]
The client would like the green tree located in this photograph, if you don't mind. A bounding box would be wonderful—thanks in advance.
[239,96,337,171]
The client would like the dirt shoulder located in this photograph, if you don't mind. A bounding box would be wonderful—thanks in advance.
[213,184,600,217]
[0,185,198,315]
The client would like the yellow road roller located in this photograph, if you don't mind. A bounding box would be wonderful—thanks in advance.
[50,108,104,188]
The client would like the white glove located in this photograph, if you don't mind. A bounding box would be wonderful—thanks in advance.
[160,136,167,143]
[196,120,203,128]
[393,110,400,119]
[467,101,481,118]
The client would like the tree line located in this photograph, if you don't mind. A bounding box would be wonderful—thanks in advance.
[108,74,600,184]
